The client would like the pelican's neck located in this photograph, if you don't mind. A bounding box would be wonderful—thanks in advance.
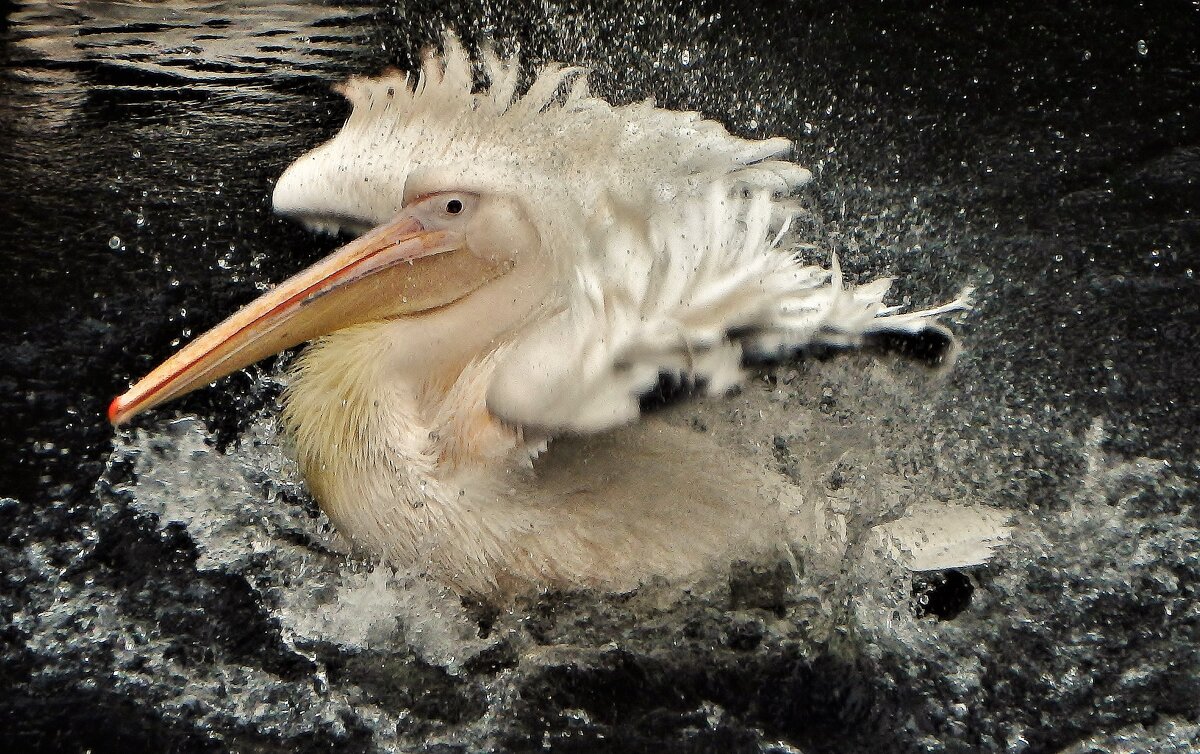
[281,322,531,568]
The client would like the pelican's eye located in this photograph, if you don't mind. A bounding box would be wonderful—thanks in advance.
[401,190,479,228]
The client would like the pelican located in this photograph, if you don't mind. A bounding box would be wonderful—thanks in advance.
[109,33,1003,596]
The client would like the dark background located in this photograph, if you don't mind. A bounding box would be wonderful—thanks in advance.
[1,2,1197,752]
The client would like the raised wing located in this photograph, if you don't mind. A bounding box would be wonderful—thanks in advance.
[487,183,971,433]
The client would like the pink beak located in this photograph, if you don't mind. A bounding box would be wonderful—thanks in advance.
[109,212,500,425]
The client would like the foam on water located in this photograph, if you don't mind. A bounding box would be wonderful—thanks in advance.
[851,415,1200,751]
[111,414,488,671]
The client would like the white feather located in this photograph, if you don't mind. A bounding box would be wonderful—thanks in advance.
[489,181,969,432]
[273,31,804,244]
[874,503,1012,571]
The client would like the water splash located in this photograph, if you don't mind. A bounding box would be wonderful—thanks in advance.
[112,415,489,668]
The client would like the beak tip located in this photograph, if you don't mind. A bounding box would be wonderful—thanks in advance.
[107,395,126,426]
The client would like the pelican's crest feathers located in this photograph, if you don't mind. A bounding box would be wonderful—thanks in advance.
[273,31,810,237]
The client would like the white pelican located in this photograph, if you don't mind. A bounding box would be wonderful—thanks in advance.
[109,34,1000,596]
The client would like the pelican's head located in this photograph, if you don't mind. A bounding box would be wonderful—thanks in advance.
[109,31,803,426]
[109,180,549,424]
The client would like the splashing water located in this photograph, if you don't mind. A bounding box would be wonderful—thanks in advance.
[4,347,1195,751]
[112,416,490,667]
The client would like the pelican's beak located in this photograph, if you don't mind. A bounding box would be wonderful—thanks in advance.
[109,213,502,425]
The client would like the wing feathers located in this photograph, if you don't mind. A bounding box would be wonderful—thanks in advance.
[874,502,1012,571]
[489,185,970,433]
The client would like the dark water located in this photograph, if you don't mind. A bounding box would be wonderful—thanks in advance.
[2,2,1198,752]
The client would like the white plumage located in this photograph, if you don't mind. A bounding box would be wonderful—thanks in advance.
[111,32,1004,597]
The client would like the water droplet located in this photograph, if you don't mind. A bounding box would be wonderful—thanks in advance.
[1136,39,1148,56]
[132,149,142,159]
[108,235,121,249]
[680,49,691,66]
[135,214,146,228]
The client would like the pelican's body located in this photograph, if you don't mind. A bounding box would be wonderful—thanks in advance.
[284,324,803,593]
[110,34,1003,596]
